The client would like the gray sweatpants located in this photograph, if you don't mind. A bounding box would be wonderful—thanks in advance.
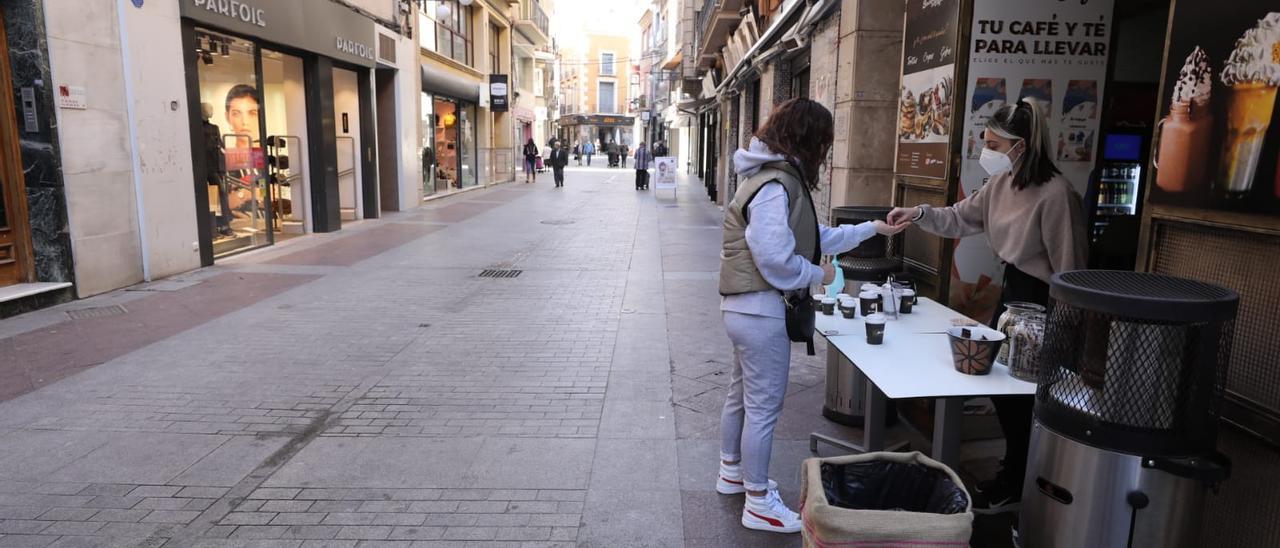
[719,311,792,492]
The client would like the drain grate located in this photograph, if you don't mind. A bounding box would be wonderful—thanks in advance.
[66,305,128,320]
[479,269,523,279]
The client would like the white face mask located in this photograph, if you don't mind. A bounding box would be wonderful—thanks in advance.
[979,142,1022,176]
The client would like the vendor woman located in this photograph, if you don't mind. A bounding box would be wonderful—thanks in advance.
[885,98,1087,514]
[717,98,898,533]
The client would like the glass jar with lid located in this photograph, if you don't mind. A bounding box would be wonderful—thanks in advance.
[995,302,1046,364]
[1007,310,1047,381]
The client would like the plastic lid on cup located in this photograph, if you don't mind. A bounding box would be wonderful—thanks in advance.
[859,291,879,299]
[837,293,852,300]
[861,283,880,291]
[821,297,837,304]
[902,289,916,296]
[866,313,886,324]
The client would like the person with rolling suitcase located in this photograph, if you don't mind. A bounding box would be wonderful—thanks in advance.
[634,141,652,190]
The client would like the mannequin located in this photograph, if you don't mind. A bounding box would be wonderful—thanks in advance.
[202,103,233,237]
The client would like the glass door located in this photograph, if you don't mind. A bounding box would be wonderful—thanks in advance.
[260,48,309,240]
[194,28,272,257]
[421,92,437,198]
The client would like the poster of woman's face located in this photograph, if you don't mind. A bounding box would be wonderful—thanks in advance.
[1150,5,1280,214]
[222,84,260,146]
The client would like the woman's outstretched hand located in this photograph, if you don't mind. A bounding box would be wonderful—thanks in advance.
[886,207,921,229]
[873,220,908,236]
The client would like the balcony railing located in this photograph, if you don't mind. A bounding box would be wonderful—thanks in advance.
[697,0,715,52]
[521,1,550,39]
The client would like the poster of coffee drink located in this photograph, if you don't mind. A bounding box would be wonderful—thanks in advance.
[1151,6,1280,214]
[895,0,961,180]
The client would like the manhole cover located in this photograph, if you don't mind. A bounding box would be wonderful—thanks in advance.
[540,219,575,225]
[67,305,128,320]
[479,269,523,279]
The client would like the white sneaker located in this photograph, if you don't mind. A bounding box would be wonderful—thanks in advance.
[715,462,778,495]
[741,488,802,534]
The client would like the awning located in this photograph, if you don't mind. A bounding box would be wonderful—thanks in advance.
[661,50,683,70]
[421,64,481,102]
[676,97,715,114]
[715,0,825,95]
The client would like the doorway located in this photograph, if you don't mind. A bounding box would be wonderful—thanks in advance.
[333,67,362,221]
[261,48,310,241]
[0,10,32,287]
[375,68,399,212]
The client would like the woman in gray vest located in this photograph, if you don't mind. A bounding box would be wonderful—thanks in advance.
[717,98,898,534]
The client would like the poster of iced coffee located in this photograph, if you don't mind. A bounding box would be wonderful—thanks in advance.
[1151,7,1280,213]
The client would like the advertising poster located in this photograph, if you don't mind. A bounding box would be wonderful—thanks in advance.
[654,157,678,190]
[489,75,509,112]
[952,0,1113,322]
[1149,8,1280,214]
[895,0,961,179]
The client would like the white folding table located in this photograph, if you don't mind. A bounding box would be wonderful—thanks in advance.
[810,297,1035,468]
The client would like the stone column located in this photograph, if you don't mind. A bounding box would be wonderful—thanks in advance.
[828,0,905,219]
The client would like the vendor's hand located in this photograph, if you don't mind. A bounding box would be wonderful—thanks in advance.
[873,220,907,236]
[887,207,920,227]
[821,263,836,285]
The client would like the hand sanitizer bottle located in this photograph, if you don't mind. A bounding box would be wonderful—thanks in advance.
[825,258,845,300]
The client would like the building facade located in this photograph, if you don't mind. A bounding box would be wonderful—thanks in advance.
[0,0,423,318]
[557,33,635,153]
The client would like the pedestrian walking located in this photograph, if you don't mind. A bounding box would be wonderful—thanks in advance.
[522,138,539,183]
[716,98,899,534]
[548,139,569,188]
[573,143,581,166]
[621,143,630,168]
[607,140,619,167]
[583,140,595,166]
[634,142,651,190]
[886,97,1087,515]
[655,140,669,158]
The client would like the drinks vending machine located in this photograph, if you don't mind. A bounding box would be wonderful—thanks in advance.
[1090,133,1146,243]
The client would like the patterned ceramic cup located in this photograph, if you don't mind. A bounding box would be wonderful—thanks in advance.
[947,326,1006,375]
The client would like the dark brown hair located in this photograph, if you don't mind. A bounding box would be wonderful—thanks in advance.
[754,98,834,190]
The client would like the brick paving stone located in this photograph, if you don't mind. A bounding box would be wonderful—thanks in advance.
[0,509,44,521]
[260,501,315,513]
[0,520,51,534]
[385,526,445,540]
[140,510,201,524]
[126,486,181,498]
[176,487,229,499]
[39,520,106,535]
[270,513,327,526]
[334,525,393,540]
[87,509,150,523]
[221,512,278,526]
[0,535,59,548]
[134,497,191,511]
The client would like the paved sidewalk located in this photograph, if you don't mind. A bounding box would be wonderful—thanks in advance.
[0,166,862,547]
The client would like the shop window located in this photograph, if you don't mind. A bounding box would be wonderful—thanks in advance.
[421,1,473,66]
[598,81,616,114]
[193,28,271,257]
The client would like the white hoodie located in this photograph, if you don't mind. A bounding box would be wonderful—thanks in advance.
[722,138,876,318]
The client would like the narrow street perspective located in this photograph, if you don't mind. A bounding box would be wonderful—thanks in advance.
[1,0,1278,547]
[0,168,853,547]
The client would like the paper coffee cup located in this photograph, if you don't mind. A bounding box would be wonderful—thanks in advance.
[858,291,881,317]
[821,297,837,315]
[900,289,916,314]
[865,313,886,345]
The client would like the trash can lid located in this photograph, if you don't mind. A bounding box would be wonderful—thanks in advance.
[1049,270,1238,323]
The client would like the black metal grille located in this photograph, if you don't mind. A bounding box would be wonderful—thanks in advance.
[478,269,522,279]
[1036,274,1237,456]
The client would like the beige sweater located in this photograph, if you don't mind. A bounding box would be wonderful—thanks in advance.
[916,172,1087,283]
